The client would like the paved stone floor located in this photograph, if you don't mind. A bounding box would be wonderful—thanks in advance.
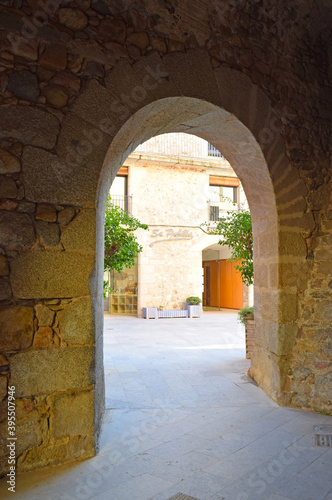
[1,311,332,500]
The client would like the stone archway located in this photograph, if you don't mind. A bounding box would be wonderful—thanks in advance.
[97,93,286,398]
[0,14,330,473]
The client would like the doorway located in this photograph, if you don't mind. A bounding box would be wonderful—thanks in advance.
[203,259,243,309]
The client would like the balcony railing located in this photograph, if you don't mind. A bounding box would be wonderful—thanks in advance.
[135,133,224,160]
[207,143,222,157]
[110,195,132,213]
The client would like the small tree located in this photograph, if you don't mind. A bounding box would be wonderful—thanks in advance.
[204,208,253,286]
[104,195,148,295]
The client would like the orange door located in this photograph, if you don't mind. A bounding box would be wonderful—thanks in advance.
[219,259,243,309]
[203,259,243,309]
[203,260,219,307]
[209,260,219,307]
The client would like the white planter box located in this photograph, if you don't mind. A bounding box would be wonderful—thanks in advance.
[158,309,188,318]
[142,307,158,319]
[185,304,202,318]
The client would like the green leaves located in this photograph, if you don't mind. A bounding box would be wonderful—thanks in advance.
[205,209,253,286]
[104,195,148,274]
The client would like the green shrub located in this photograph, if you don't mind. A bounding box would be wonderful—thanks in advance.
[202,209,253,286]
[237,306,254,324]
[186,296,202,305]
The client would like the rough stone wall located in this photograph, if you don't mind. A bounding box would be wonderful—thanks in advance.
[0,201,98,474]
[0,0,330,475]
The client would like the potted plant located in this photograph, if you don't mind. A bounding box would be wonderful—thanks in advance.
[185,296,202,318]
[238,306,254,359]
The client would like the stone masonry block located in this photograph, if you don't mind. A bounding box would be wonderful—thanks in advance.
[17,434,94,472]
[315,371,332,400]
[255,317,298,356]
[214,66,272,140]
[279,232,307,257]
[0,278,11,301]
[57,297,94,345]
[0,148,20,174]
[33,327,55,349]
[163,51,202,99]
[280,213,315,231]
[57,207,76,226]
[35,204,57,222]
[70,79,130,131]
[257,230,278,259]
[316,300,332,322]
[36,221,60,247]
[163,49,221,106]
[16,411,43,457]
[260,290,278,322]
[0,176,17,198]
[0,255,9,276]
[0,212,35,248]
[40,44,67,71]
[249,345,281,399]
[0,376,7,401]
[276,181,308,205]
[105,58,154,111]
[0,306,34,351]
[278,291,298,322]
[0,106,59,149]
[11,250,94,299]
[35,304,55,327]
[22,146,99,205]
[61,209,96,251]
[56,112,111,175]
[50,390,94,438]
[132,51,179,101]
[278,261,310,288]
[10,346,94,397]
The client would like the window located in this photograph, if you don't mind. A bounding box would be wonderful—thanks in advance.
[209,185,238,204]
[110,175,127,197]
[209,176,240,221]
[110,170,129,211]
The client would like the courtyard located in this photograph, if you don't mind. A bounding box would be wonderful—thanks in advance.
[1,311,331,500]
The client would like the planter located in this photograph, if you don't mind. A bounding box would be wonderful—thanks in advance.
[185,303,202,318]
[158,309,188,318]
[142,307,158,319]
[245,313,255,359]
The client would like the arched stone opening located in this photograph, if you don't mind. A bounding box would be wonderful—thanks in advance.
[97,94,282,394]
[1,50,328,477]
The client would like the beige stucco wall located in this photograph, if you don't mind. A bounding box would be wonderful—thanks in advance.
[125,155,237,312]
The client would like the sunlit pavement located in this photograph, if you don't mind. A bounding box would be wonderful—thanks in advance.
[1,311,331,500]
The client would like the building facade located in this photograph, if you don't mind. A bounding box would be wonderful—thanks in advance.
[106,133,250,316]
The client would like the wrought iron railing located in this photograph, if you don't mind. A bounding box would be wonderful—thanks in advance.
[135,133,224,160]
[207,143,222,157]
[209,201,240,221]
[110,195,132,213]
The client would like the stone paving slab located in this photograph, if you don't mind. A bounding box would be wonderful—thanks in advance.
[0,312,331,500]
